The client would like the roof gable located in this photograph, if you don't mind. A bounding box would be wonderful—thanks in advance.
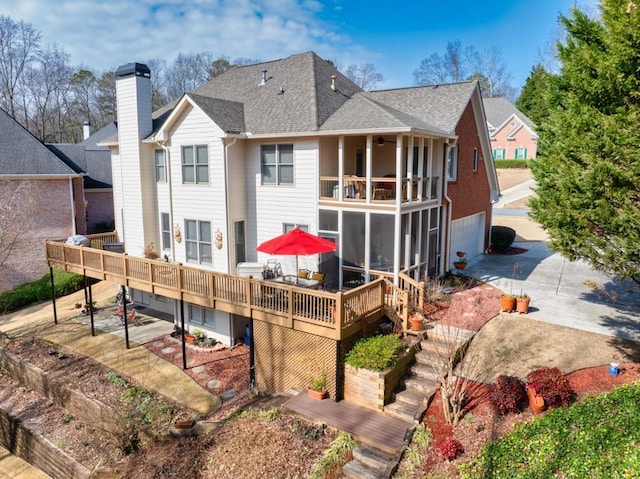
[482,97,536,129]
[0,108,78,176]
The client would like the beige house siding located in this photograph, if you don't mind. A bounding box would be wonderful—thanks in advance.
[0,179,75,292]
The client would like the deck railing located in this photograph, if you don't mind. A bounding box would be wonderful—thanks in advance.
[319,176,439,203]
[45,239,402,341]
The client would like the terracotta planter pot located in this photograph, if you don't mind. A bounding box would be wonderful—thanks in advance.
[500,295,516,312]
[516,296,531,314]
[174,419,196,429]
[185,334,196,344]
[527,386,546,414]
[409,316,423,331]
[307,388,328,400]
[453,262,467,270]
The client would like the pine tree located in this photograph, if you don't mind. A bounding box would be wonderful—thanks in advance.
[530,0,640,282]
[516,64,555,126]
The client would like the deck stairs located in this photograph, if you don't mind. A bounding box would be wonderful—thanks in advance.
[342,323,476,479]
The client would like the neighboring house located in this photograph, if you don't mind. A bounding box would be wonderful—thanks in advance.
[102,52,499,345]
[483,97,538,160]
[47,122,116,233]
[0,108,86,292]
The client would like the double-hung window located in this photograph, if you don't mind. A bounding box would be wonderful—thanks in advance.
[515,147,528,159]
[155,149,166,182]
[185,219,212,265]
[261,144,293,185]
[493,148,506,160]
[446,146,458,181]
[182,145,209,184]
[161,213,171,251]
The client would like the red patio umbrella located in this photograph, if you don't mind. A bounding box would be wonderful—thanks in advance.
[255,228,337,274]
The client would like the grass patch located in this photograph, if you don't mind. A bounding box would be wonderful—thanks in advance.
[0,270,85,314]
[461,382,640,478]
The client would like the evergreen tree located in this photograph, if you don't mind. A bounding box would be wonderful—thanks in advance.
[516,64,555,126]
[530,0,640,282]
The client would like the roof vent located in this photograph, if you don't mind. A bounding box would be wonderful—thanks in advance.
[259,70,267,86]
[331,75,336,91]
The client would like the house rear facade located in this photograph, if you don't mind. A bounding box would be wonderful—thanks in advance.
[104,52,499,345]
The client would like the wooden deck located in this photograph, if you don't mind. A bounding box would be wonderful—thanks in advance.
[283,391,412,454]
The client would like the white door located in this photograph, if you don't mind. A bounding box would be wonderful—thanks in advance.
[450,212,486,267]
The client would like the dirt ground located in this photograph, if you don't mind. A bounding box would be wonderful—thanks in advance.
[496,167,532,191]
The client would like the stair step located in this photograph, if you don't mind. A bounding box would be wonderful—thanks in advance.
[403,376,438,396]
[352,445,394,473]
[343,458,387,479]
[429,324,476,342]
[394,388,426,406]
[384,401,419,422]
[410,363,440,382]
[419,337,467,357]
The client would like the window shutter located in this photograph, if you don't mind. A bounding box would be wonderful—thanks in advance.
[524,148,528,159]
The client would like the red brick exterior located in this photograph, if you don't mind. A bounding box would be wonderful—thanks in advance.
[447,101,492,249]
[0,179,83,293]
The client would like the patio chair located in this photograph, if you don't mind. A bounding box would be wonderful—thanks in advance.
[298,269,311,279]
[121,309,137,325]
[311,272,325,289]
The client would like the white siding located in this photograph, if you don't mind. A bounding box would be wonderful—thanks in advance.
[167,106,229,272]
[247,137,320,274]
[450,212,485,267]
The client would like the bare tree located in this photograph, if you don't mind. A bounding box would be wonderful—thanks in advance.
[0,15,40,118]
[0,181,38,272]
[164,52,215,100]
[343,62,384,91]
[414,40,515,100]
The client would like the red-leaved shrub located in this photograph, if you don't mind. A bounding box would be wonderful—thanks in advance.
[489,375,526,415]
[439,437,464,461]
[526,367,574,408]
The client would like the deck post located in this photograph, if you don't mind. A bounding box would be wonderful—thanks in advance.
[249,317,255,392]
[335,339,343,401]
[87,276,95,336]
[122,285,130,349]
[49,267,57,325]
[180,299,186,370]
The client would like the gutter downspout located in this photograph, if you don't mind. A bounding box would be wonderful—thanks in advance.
[223,137,237,345]
[68,177,77,234]
[441,143,454,277]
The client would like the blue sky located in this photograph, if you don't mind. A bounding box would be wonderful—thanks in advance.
[1,0,599,93]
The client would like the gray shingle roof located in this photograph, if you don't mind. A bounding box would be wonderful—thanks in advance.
[187,94,245,134]
[0,108,78,176]
[191,52,361,134]
[482,97,536,129]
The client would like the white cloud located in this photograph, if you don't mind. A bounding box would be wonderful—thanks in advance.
[0,0,364,72]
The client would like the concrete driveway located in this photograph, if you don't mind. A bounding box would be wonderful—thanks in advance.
[467,240,640,342]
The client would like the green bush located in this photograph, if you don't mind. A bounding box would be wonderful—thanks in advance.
[345,334,403,371]
[0,270,85,313]
[461,382,640,478]
[490,226,516,253]
[494,159,531,169]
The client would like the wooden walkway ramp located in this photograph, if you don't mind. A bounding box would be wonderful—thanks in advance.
[284,392,412,454]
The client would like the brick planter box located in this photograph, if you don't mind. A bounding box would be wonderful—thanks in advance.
[343,342,419,411]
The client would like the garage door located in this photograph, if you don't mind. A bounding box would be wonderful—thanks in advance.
[450,212,486,267]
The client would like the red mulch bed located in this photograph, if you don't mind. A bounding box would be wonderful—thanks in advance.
[414,363,640,478]
[144,336,251,420]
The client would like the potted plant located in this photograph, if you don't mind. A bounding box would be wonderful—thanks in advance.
[516,291,530,314]
[501,263,519,312]
[409,309,424,331]
[307,366,328,400]
[452,257,467,270]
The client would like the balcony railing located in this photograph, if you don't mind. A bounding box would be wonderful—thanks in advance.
[319,176,439,203]
[45,236,409,341]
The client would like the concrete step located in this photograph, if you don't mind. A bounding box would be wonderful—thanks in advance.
[351,445,394,474]
[384,400,419,422]
[393,388,426,406]
[410,362,440,382]
[342,458,386,479]
[419,337,467,357]
[429,323,476,342]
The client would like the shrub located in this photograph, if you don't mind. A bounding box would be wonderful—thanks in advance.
[490,225,516,252]
[0,270,85,314]
[526,367,574,408]
[439,437,464,461]
[344,334,403,371]
[494,159,530,169]
[489,375,526,415]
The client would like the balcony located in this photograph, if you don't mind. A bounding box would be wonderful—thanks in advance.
[319,175,440,204]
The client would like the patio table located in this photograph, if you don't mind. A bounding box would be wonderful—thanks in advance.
[269,275,320,289]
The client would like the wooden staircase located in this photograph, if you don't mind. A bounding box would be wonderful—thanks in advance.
[342,323,476,479]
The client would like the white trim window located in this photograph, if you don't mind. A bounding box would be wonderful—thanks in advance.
[182,145,209,184]
[188,305,216,328]
[493,148,506,160]
[472,148,479,172]
[161,213,171,251]
[284,223,308,233]
[185,219,212,264]
[261,144,294,185]
[515,147,528,159]
[446,145,458,181]
[155,149,166,182]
